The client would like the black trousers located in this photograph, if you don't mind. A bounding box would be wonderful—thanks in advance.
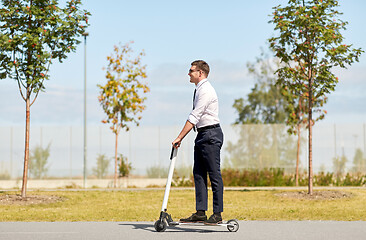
[193,126,224,213]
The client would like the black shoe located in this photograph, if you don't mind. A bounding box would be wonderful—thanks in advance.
[204,213,222,225]
[179,212,207,223]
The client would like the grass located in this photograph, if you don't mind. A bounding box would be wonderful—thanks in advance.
[1,188,366,221]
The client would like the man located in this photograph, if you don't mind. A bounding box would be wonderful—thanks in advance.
[172,60,224,225]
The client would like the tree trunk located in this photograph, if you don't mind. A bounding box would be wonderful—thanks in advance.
[308,118,313,195]
[21,96,31,198]
[114,131,119,188]
[296,124,300,186]
[308,78,313,195]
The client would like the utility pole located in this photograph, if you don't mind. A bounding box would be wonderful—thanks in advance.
[82,32,89,188]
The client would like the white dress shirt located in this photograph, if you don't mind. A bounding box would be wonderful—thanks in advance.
[187,79,220,129]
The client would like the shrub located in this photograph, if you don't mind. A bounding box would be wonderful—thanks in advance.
[314,172,334,186]
[222,168,295,187]
[118,154,132,177]
[0,171,10,180]
[220,169,366,187]
[146,165,168,178]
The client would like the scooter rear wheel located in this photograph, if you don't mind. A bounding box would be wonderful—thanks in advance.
[154,219,167,232]
[227,219,239,232]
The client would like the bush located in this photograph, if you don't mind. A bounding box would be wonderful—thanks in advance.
[338,173,365,186]
[222,168,295,187]
[118,154,132,177]
[220,169,366,187]
[314,172,333,186]
[172,171,194,187]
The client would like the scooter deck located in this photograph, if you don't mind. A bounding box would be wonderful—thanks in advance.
[170,221,234,227]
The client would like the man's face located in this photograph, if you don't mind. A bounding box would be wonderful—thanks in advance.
[188,65,201,84]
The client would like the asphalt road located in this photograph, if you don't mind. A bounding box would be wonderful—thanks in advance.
[0,221,365,240]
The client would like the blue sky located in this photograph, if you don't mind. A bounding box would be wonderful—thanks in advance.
[1,0,365,126]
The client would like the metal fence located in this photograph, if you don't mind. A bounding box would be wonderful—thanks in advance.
[0,123,365,179]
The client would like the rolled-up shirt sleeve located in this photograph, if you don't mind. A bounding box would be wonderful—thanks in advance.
[187,91,208,126]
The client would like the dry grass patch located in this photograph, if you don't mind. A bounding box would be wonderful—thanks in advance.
[275,190,352,200]
[0,194,64,206]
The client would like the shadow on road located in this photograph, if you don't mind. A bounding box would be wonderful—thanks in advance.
[119,223,228,233]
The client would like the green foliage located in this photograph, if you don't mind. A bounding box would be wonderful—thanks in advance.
[98,42,149,134]
[219,169,366,187]
[222,168,295,187]
[337,173,365,186]
[29,143,50,179]
[268,0,363,128]
[313,171,333,186]
[0,0,90,100]
[118,154,132,177]
[0,0,90,196]
[92,154,110,179]
[352,148,366,173]
[233,49,287,124]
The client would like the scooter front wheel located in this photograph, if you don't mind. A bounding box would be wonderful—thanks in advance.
[154,219,167,232]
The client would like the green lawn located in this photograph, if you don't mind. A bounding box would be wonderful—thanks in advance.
[1,188,366,222]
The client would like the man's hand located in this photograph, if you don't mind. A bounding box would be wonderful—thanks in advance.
[172,137,182,148]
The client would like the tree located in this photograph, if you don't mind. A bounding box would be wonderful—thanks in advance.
[233,50,287,124]
[228,50,297,171]
[268,0,363,194]
[0,0,90,197]
[92,154,110,179]
[352,148,366,173]
[29,143,50,179]
[281,76,309,186]
[98,42,149,187]
[333,154,347,179]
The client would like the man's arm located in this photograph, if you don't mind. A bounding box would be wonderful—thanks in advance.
[172,120,194,148]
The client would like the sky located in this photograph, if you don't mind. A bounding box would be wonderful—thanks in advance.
[1,0,366,127]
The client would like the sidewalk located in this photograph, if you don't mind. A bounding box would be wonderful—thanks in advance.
[1,221,365,240]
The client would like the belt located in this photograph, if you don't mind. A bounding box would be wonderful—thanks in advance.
[197,124,220,133]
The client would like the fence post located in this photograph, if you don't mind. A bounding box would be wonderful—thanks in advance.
[334,124,337,158]
[363,123,365,156]
[69,126,72,179]
[10,126,13,179]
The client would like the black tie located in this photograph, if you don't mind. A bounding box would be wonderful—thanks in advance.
[193,89,197,132]
[193,89,196,109]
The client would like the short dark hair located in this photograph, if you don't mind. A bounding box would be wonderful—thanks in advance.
[191,60,210,77]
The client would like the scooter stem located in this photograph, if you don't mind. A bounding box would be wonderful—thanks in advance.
[161,146,178,212]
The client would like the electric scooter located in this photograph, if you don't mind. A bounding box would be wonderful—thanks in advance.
[154,145,239,232]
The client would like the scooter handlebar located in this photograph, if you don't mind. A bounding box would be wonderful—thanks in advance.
[170,144,178,160]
